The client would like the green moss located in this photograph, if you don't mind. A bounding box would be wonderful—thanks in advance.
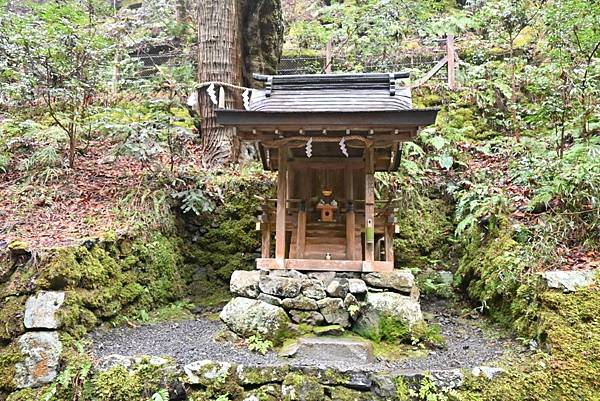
[328,386,372,401]
[282,373,324,401]
[5,388,41,401]
[0,296,26,342]
[0,342,23,392]
[456,287,600,401]
[147,301,195,322]
[56,293,97,338]
[356,315,410,343]
[119,282,145,304]
[93,365,143,401]
[242,383,282,401]
[25,231,188,341]
[457,224,530,333]
[37,248,82,290]
[394,195,453,269]
[181,175,274,290]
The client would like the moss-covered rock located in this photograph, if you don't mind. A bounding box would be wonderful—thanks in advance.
[455,276,600,400]
[179,173,274,296]
[5,388,41,401]
[328,386,373,401]
[456,223,531,331]
[93,365,143,401]
[282,373,325,401]
[0,342,23,393]
[394,195,453,269]
[0,296,26,341]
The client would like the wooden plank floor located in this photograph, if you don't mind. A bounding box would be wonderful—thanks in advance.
[289,221,362,260]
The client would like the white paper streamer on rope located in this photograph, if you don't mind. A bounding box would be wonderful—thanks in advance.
[207,83,218,105]
[339,137,348,157]
[218,87,225,108]
[242,89,251,110]
[305,137,313,158]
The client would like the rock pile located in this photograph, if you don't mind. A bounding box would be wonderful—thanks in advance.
[14,291,64,388]
[220,269,423,341]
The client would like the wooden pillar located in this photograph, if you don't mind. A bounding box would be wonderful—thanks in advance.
[346,209,356,260]
[384,212,394,263]
[296,200,306,259]
[260,205,270,259]
[345,167,355,260]
[447,34,456,90]
[275,145,288,266]
[364,145,375,262]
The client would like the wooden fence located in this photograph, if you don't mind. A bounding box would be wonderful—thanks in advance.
[279,35,459,90]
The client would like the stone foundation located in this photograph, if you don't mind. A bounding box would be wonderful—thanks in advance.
[220,269,423,341]
[95,354,505,401]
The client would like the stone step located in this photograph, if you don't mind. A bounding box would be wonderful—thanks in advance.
[280,336,374,363]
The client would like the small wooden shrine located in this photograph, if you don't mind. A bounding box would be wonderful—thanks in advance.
[217,72,437,272]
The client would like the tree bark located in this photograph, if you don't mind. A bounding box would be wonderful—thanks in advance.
[197,0,243,167]
[175,0,187,24]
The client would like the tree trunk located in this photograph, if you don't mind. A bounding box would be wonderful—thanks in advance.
[175,0,187,24]
[509,34,520,142]
[197,0,243,167]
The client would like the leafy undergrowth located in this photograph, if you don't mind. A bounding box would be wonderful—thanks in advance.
[0,101,205,249]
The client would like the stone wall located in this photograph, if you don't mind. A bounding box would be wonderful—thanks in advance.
[0,232,189,397]
[92,355,504,401]
[220,269,424,341]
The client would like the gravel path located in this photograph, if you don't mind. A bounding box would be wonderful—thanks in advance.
[89,300,525,371]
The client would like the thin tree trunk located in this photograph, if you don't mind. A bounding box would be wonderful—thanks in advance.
[175,0,187,24]
[509,34,520,142]
[197,0,243,167]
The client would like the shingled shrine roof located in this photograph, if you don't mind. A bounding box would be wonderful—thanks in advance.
[216,72,437,131]
[249,72,412,112]
[215,72,438,172]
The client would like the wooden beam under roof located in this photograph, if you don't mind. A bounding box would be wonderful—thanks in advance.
[216,109,439,130]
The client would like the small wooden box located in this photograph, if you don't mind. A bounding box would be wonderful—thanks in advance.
[317,203,337,222]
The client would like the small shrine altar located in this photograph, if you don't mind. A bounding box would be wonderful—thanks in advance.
[217,72,437,272]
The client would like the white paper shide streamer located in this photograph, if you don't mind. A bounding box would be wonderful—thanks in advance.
[207,83,218,105]
[305,137,313,158]
[339,137,348,157]
[242,89,252,110]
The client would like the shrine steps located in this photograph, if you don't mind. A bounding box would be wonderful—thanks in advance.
[289,221,362,260]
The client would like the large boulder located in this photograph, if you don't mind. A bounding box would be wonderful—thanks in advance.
[289,310,325,326]
[301,280,326,300]
[281,296,318,311]
[353,292,423,336]
[24,291,65,329]
[362,270,415,293]
[230,270,261,298]
[184,360,234,386]
[259,275,303,298]
[348,279,368,295]
[308,272,336,284]
[325,278,349,298]
[258,293,282,306]
[541,270,597,293]
[15,331,62,388]
[317,298,350,328]
[220,297,290,341]
[282,373,324,401]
